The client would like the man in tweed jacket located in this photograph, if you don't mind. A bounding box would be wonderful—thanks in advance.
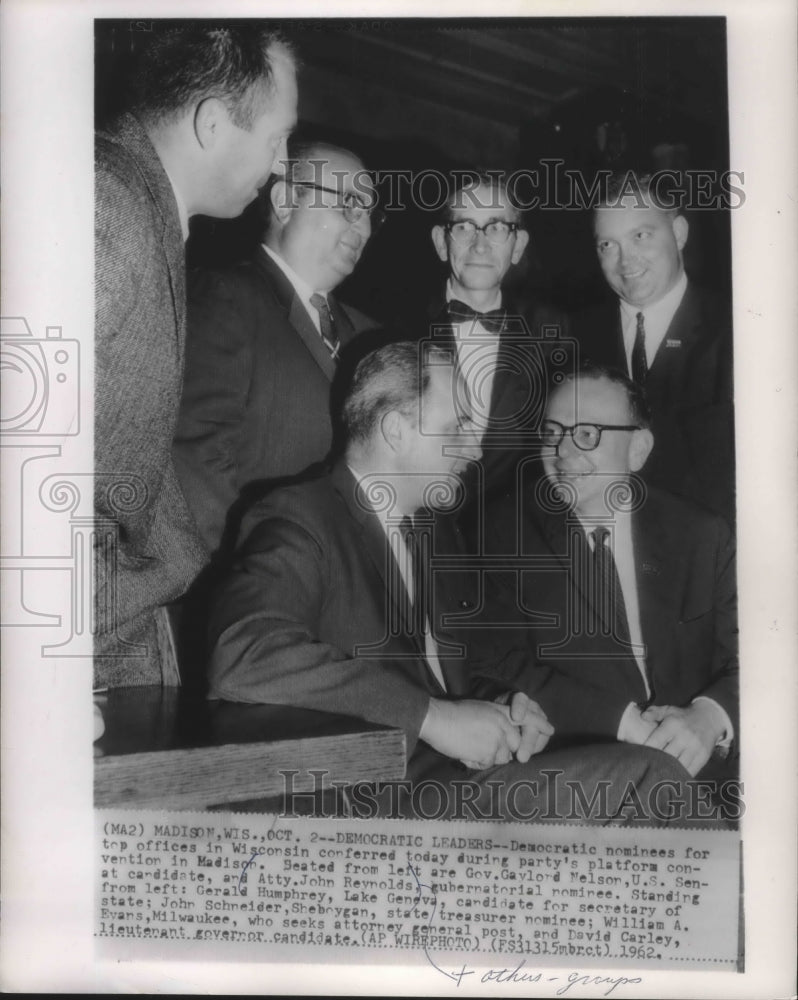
[94,25,297,686]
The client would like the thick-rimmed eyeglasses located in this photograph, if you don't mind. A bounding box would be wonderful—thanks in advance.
[541,420,641,452]
[289,181,385,228]
[444,220,520,246]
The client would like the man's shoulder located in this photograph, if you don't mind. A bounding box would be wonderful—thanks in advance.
[678,281,732,338]
[638,486,733,547]
[187,251,286,307]
[334,296,379,335]
[238,473,352,551]
[95,115,176,243]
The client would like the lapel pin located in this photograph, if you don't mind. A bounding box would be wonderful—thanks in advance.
[665,339,682,348]
[642,562,661,575]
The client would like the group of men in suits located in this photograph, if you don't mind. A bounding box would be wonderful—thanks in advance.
[95,25,737,822]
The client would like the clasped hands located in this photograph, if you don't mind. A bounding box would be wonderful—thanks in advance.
[621,700,725,776]
[420,692,553,771]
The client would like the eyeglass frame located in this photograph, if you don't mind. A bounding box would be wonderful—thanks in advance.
[287,180,385,228]
[540,419,642,452]
[443,219,521,246]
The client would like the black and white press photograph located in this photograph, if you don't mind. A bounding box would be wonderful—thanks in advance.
[1,2,795,997]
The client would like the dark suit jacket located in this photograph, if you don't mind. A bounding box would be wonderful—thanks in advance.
[573,283,735,521]
[208,464,506,767]
[480,485,738,750]
[173,249,376,556]
[94,113,207,686]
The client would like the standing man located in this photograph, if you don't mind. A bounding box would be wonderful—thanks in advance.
[484,366,738,781]
[173,140,379,559]
[209,342,687,823]
[574,173,734,521]
[95,26,298,687]
[425,174,570,543]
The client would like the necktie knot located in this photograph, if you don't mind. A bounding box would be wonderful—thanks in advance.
[447,298,506,334]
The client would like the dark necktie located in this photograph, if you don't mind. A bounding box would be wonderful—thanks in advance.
[310,292,340,361]
[447,299,506,334]
[591,526,631,645]
[399,515,431,641]
[631,311,648,384]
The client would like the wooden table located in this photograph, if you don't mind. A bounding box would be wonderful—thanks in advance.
[94,686,406,811]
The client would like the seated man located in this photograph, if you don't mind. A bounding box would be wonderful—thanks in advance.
[208,341,691,824]
[483,365,738,780]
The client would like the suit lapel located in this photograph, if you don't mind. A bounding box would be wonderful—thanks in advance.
[330,465,424,656]
[647,282,699,386]
[330,465,455,696]
[541,509,603,623]
[327,295,356,349]
[254,249,337,381]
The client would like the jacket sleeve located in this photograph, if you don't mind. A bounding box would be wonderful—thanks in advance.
[172,269,258,555]
[689,515,739,742]
[207,510,431,760]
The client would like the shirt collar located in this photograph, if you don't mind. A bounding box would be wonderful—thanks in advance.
[445,278,502,313]
[262,244,319,305]
[346,463,414,527]
[619,269,688,328]
[162,167,190,242]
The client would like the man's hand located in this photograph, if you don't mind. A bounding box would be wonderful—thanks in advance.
[641,702,724,776]
[420,698,522,768]
[503,692,554,762]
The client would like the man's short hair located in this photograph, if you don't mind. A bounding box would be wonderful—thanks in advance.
[341,340,454,447]
[441,171,522,224]
[128,25,294,129]
[595,171,683,219]
[558,363,652,429]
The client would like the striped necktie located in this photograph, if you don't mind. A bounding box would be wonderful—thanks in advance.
[310,292,340,361]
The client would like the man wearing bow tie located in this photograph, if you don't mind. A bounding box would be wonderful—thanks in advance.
[424,174,570,545]
[174,139,379,561]
[208,342,687,822]
[573,173,734,522]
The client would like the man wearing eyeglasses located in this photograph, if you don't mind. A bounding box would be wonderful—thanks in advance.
[423,174,570,545]
[174,139,379,563]
[481,365,738,787]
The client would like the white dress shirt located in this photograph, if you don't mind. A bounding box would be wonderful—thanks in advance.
[619,270,688,372]
[262,244,327,336]
[446,280,502,438]
[163,168,190,242]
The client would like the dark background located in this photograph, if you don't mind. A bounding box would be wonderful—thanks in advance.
[95,17,732,322]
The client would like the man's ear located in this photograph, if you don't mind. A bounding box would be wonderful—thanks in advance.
[629,428,654,472]
[269,179,294,226]
[194,97,227,150]
[431,225,449,263]
[511,227,530,264]
[672,214,689,251]
[379,409,406,454]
